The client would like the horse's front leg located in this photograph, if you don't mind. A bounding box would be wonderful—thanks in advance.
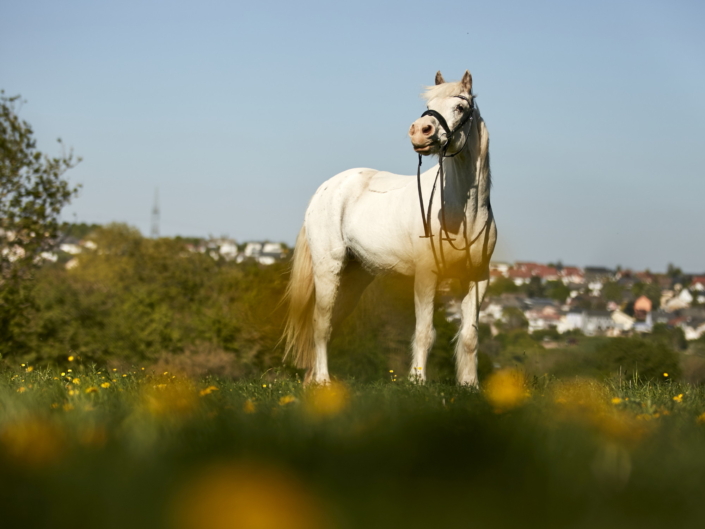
[455,277,489,387]
[410,270,437,383]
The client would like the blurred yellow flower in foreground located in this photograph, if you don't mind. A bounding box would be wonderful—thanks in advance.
[141,377,198,417]
[696,413,705,424]
[68,355,75,361]
[85,387,99,394]
[243,399,256,414]
[101,382,110,389]
[484,369,528,412]
[0,416,65,468]
[673,394,684,403]
[304,382,349,417]
[199,386,219,397]
[552,379,647,446]
[279,395,297,406]
[170,462,330,529]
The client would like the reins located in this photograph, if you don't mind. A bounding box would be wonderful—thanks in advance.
[416,93,488,276]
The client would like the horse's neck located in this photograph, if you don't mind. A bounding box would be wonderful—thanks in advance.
[443,122,490,218]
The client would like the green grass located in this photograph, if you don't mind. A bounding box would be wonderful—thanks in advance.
[2,363,705,529]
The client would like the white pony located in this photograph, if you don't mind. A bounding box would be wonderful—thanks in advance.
[283,70,497,386]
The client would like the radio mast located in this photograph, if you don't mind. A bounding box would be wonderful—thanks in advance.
[151,188,160,238]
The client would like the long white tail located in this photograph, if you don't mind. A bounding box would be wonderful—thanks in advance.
[282,226,316,368]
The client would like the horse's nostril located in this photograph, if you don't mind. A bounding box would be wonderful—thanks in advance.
[421,125,433,136]
[409,124,416,135]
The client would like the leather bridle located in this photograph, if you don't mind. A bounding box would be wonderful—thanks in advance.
[415,93,485,276]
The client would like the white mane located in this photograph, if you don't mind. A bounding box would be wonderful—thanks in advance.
[421,81,473,101]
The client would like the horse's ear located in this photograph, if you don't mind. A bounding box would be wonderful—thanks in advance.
[435,71,445,85]
[461,70,473,92]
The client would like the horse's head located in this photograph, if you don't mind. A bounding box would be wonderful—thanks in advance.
[408,70,474,156]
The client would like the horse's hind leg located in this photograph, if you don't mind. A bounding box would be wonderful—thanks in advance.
[331,259,374,333]
[306,257,345,385]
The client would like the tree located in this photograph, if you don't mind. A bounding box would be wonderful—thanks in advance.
[602,281,624,302]
[0,92,80,353]
[544,280,570,302]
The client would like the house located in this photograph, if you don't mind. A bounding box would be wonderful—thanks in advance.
[508,268,533,286]
[611,309,635,332]
[584,266,614,284]
[682,319,705,341]
[583,310,615,336]
[236,241,287,265]
[524,299,562,332]
[691,277,705,292]
[634,295,653,314]
[560,266,585,285]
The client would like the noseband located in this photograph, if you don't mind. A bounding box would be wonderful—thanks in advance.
[415,94,480,275]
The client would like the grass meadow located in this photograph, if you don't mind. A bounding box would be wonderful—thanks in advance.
[3,361,705,529]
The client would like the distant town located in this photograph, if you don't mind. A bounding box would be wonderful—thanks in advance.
[453,261,705,343]
[46,227,705,343]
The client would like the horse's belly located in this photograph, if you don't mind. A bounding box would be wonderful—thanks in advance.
[342,192,415,275]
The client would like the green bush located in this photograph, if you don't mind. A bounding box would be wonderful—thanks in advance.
[593,337,681,381]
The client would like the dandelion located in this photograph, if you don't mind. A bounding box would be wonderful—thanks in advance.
[199,386,219,397]
[61,372,66,376]
[85,387,99,394]
[72,378,80,384]
[68,390,78,396]
[62,403,74,412]
[67,369,72,373]
[663,373,669,377]
[304,381,349,418]
[17,387,26,393]
[279,395,297,406]
[100,382,110,389]
[122,374,127,378]
[484,369,528,412]
[169,463,328,529]
[68,355,75,362]
[611,397,623,405]
[0,416,65,468]
[26,366,33,373]
[673,394,684,403]
[389,370,394,373]
[141,377,198,417]
[243,399,256,414]
[262,384,267,388]
[697,413,705,425]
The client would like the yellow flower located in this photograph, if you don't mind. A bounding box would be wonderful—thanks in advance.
[100,382,110,389]
[61,372,66,376]
[26,366,34,373]
[68,355,75,362]
[304,381,350,418]
[0,416,66,468]
[68,390,78,396]
[84,387,99,394]
[243,399,256,414]
[697,413,705,425]
[169,463,329,529]
[262,384,267,388]
[673,394,684,403]
[484,369,528,412]
[17,387,27,393]
[279,395,297,406]
[141,377,198,417]
[72,378,80,384]
[663,373,669,377]
[199,386,219,397]
[611,397,623,405]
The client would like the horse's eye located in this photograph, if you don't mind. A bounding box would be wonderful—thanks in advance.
[456,105,464,113]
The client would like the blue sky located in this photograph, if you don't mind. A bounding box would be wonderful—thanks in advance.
[2,0,703,271]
